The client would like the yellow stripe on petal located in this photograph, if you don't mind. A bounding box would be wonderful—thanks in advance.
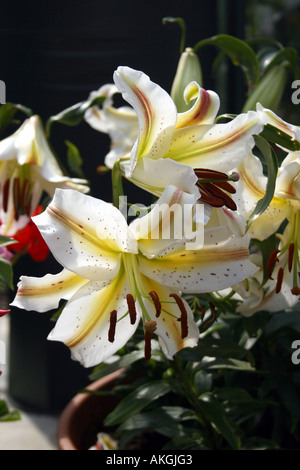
[138,236,258,294]
[11,269,89,313]
[166,111,263,173]
[113,66,177,174]
[48,266,141,367]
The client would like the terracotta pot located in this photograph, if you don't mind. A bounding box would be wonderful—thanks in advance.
[57,369,125,450]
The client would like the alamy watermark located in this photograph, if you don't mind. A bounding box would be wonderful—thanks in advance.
[96,196,205,250]
[0,80,6,104]
[291,340,300,365]
[291,80,300,105]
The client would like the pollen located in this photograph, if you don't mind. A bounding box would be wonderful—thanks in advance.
[144,320,157,360]
[169,293,188,339]
[126,294,137,324]
[148,291,161,318]
[108,310,117,342]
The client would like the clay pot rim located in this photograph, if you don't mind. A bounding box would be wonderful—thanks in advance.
[57,368,125,450]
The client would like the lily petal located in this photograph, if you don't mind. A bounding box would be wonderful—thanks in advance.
[121,157,199,199]
[84,83,138,169]
[48,269,141,367]
[175,82,220,129]
[139,233,258,293]
[11,268,89,313]
[257,103,300,142]
[166,111,263,172]
[33,189,138,281]
[130,184,199,258]
[113,66,177,176]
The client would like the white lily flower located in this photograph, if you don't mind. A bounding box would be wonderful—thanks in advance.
[84,84,138,169]
[0,115,89,236]
[233,129,300,308]
[11,186,257,367]
[86,66,263,207]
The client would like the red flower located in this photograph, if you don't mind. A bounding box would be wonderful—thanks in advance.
[10,206,49,262]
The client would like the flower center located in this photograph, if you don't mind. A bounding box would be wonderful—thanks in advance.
[1,163,34,220]
[194,168,239,210]
[107,252,189,359]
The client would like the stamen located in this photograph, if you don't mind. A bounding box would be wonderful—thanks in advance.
[169,293,188,339]
[126,294,137,324]
[291,286,300,296]
[13,178,20,220]
[2,179,10,212]
[288,243,295,272]
[108,310,117,342]
[194,168,228,181]
[144,320,157,360]
[148,291,161,318]
[266,249,280,279]
[275,267,284,293]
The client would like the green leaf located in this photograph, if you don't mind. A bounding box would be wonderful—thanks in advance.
[198,357,256,372]
[0,257,14,290]
[260,124,300,152]
[177,337,255,366]
[0,102,32,136]
[89,350,145,382]
[198,393,241,449]
[117,406,195,447]
[193,34,260,88]
[104,380,172,427]
[246,135,278,231]
[65,140,84,177]
[162,435,212,450]
[45,95,105,137]
[0,235,17,248]
[0,400,21,421]
[262,46,300,77]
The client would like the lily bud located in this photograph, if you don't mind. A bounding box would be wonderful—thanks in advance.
[242,64,287,113]
[171,47,203,113]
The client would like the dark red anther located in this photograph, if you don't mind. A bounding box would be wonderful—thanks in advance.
[169,293,188,339]
[13,178,20,219]
[194,168,228,181]
[2,179,10,212]
[291,286,300,296]
[275,267,284,294]
[148,291,161,318]
[266,249,280,279]
[144,321,157,360]
[215,180,236,194]
[126,294,137,325]
[108,310,117,342]
[288,243,295,272]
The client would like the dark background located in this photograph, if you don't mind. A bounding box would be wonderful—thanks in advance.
[0,0,246,201]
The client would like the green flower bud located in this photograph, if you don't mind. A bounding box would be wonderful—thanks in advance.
[171,47,203,113]
[242,64,288,113]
